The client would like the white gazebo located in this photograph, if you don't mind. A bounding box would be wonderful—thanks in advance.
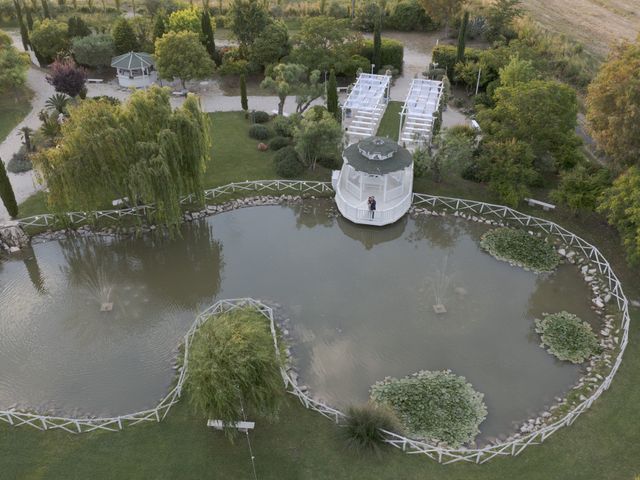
[342,73,391,145]
[111,52,157,88]
[333,136,413,226]
[398,78,444,151]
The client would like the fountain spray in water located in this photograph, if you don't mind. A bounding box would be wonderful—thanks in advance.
[81,265,114,312]
[426,255,452,314]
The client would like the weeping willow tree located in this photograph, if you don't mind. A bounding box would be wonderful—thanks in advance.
[33,86,211,228]
[184,308,284,440]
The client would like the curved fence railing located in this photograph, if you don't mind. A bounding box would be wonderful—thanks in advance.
[1,183,630,465]
[14,180,334,229]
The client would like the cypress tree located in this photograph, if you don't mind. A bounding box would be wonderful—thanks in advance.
[153,10,167,41]
[24,1,33,31]
[373,17,382,74]
[13,0,29,50]
[326,69,338,120]
[240,74,248,113]
[0,159,18,219]
[40,0,50,18]
[201,9,218,64]
[456,10,469,63]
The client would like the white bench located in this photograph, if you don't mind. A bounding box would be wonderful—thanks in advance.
[525,198,556,211]
[87,78,103,84]
[207,419,255,432]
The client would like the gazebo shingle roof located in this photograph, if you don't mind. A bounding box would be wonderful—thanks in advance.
[343,137,413,175]
[110,52,155,70]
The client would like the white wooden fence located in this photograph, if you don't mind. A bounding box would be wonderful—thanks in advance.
[2,183,631,465]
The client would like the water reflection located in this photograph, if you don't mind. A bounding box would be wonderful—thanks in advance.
[22,246,46,294]
[337,214,407,250]
[407,214,465,250]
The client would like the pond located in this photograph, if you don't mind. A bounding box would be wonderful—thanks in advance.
[0,200,598,441]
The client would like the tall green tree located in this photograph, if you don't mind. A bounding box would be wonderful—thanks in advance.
[372,15,382,73]
[249,20,289,70]
[112,17,139,54]
[167,7,201,35]
[72,34,115,69]
[24,3,34,31]
[184,308,284,439]
[229,0,271,56]
[477,79,578,165]
[485,0,522,41]
[550,165,611,214]
[33,87,211,228]
[294,106,342,170]
[240,73,248,112]
[13,0,30,50]
[586,37,640,169]
[155,31,214,89]
[326,68,338,119]
[30,19,69,65]
[261,63,311,115]
[479,137,536,207]
[40,0,50,18]
[152,10,167,41]
[456,10,468,63]
[498,55,536,87]
[598,166,640,264]
[200,9,217,63]
[0,158,18,218]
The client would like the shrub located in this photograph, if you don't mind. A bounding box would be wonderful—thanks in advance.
[343,404,400,454]
[387,0,435,32]
[72,34,115,69]
[535,312,601,363]
[272,115,296,137]
[249,124,271,140]
[184,307,284,439]
[30,19,69,65]
[480,227,561,273]
[327,0,348,18]
[7,146,32,173]
[268,136,290,151]
[360,38,403,72]
[274,146,304,178]
[370,370,487,447]
[252,110,270,123]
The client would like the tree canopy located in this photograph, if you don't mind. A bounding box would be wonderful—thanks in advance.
[184,307,284,439]
[597,166,640,264]
[30,19,69,65]
[154,31,214,89]
[32,86,211,228]
[249,20,289,70]
[112,17,139,54]
[294,106,342,170]
[586,36,640,169]
[72,34,115,69]
[46,57,86,97]
[229,0,271,55]
[167,7,202,37]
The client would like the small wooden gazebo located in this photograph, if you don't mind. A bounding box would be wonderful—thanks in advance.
[110,52,157,88]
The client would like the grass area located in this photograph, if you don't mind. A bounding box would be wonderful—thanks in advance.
[376,100,402,141]
[0,90,31,146]
[9,110,640,479]
[17,111,331,218]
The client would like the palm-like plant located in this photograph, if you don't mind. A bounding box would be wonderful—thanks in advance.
[45,93,70,116]
[40,116,60,142]
[18,126,34,152]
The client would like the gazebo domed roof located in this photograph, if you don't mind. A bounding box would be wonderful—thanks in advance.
[343,137,412,175]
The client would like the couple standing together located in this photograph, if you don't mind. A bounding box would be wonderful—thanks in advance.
[367,196,377,219]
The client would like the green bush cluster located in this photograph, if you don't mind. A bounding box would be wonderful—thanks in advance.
[386,0,436,32]
[268,136,290,151]
[274,146,304,178]
[252,110,271,123]
[272,115,297,137]
[249,124,272,140]
[480,227,561,273]
[360,38,404,72]
[370,370,487,447]
[535,312,601,364]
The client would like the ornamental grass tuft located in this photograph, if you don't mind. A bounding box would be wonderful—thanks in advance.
[342,403,400,455]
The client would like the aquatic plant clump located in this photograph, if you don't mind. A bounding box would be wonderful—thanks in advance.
[535,311,602,364]
[370,370,487,447]
[480,227,561,273]
[342,403,400,454]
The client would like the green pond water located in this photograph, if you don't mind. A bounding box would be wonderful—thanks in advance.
[0,201,599,441]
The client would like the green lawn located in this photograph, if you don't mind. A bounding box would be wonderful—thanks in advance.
[0,90,31,146]
[376,100,402,141]
[8,111,640,479]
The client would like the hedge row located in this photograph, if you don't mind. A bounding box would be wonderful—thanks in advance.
[360,38,404,73]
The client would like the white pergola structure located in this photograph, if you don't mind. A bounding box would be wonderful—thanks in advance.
[398,79,444,151]
[334,136,413,226]
[342,73,391,145]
